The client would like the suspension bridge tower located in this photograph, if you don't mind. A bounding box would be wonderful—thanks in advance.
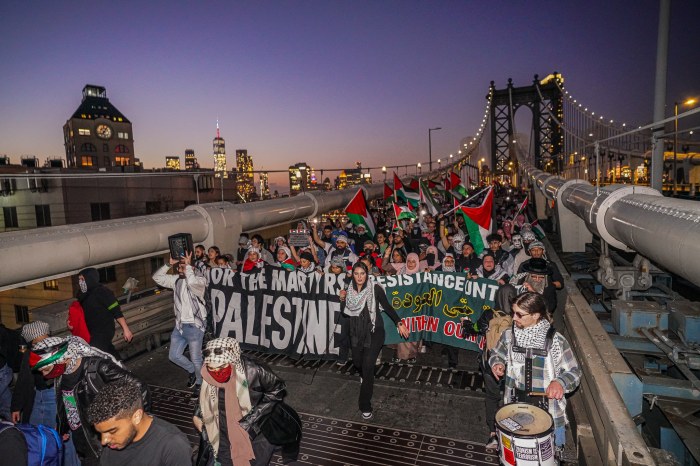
[489,73,564,176]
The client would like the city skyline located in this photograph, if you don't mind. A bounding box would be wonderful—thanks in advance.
[1,1,699,191]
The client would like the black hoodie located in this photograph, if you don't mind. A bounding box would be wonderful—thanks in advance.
[78,268,123,355]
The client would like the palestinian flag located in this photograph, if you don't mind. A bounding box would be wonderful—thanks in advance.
[393,202,416,221]
[383,183,394,201]
[394,172,420,208]
[450,172,470,199]
[455,187,493,254]
[419,180,439,216]
[345,188,376,236]
[530,218,546,240]
[408,178,420,192]
[514,197,528,218]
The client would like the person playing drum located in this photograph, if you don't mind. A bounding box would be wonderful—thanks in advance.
[489,292,581,451]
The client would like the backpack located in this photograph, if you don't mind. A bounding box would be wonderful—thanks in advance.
[0,324,25,372]
[485,309,513,352]
[0,421,63,466]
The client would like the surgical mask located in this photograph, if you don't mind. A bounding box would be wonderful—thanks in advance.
[207,365,232,383]
[79,277,87,293]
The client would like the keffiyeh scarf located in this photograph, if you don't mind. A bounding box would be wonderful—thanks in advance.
[31,335,121,373]
[344,284,377,330]
[200,337,255,465]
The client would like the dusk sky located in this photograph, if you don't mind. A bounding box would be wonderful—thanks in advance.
[1,1,698,191]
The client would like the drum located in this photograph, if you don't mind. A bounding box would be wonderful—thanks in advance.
[495,403,555,466]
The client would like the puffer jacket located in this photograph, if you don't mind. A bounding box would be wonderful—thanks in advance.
[237,356,286,436]
[56,356,150,459]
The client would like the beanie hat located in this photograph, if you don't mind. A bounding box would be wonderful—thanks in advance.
[21,320,50,343]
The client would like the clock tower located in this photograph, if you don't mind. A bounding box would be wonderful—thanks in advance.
[63,85,135,169]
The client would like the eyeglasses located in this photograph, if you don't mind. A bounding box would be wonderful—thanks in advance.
[203,347,225,358]
[512,311,531,319]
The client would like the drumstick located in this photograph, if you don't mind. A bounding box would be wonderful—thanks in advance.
[528,391,548,397]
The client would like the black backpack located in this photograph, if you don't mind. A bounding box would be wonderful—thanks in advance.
[0,324,25,372]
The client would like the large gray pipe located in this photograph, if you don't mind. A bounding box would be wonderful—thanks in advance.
[0,184,383,290]
[524,167,700,287]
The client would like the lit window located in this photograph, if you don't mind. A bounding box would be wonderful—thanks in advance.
[44,280,59,290]
[78,129,91,136]
[81,156,96,167]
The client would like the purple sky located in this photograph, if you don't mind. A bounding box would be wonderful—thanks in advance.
[1,1,698,191]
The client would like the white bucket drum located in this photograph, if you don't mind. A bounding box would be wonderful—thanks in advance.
[495,403,555,466]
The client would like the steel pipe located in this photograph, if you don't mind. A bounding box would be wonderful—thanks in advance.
[0,185,385,290]
[524,166,700,287]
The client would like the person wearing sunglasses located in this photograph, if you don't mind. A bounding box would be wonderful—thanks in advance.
[489,292,581,453]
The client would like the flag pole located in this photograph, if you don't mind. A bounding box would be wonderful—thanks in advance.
[443,185,492,216]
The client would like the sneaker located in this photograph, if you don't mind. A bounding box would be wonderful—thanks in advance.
[361,411,373,420]
[186,372,197,388]
[375,356,382,365]
[191,384,201,399]
[407,357,417,364]
[485,434,498,449]
[336,360,347,367]
[419,345,427,354]
[391,356,401,363]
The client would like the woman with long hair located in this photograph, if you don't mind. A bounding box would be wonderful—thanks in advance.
[339,262,409,420]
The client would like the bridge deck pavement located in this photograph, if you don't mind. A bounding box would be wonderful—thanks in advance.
[127,343,503,465]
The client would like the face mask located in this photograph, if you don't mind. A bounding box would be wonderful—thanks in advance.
[79,277,87,293]
[364,248,373,255]
[426,253,436,264]
[207,365,232,383]
[43,363,67,379]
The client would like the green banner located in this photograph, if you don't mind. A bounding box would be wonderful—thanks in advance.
[377,272,499,351]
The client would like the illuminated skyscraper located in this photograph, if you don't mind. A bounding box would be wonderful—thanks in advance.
[289,162,316,196]
[184,149,198,170]
[259,171,270,199]
[236,149,255,200]
[165,156,180,170]
[213,122,227,178]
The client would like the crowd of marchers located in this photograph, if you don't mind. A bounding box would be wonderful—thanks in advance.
[0,182,580,465]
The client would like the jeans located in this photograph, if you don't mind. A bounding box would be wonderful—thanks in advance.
[0,363,12,421]
[169,324,204,384]
[29,388,56,427]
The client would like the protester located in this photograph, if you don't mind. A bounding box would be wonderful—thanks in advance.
[89,379,191,466]
[30,335,150,466]
[490,292,581,451]
[339,262,410,419]
[152,251,208,396]
[77,267,133,359]
[193,337,301,466]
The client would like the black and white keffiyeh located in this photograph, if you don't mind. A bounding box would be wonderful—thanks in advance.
[344,284,377,329]
[512,319,562,363]
[32,335,121,373]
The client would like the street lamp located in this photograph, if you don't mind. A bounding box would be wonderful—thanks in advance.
[428,127,442,172]
[382,166,387,182]
[417,162,422,175]
[674,98,697,196]
[478,158,485,183]
[437,158,441,169]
